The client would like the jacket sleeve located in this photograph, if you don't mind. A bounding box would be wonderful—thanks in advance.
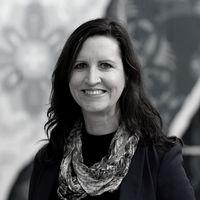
[28,150,44,200]
[28,146,61,200]
[157,143,196,200]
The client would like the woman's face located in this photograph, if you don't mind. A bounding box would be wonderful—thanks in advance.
[69,35,126,116]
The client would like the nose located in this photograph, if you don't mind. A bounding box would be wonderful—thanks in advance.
[85,66,101,85]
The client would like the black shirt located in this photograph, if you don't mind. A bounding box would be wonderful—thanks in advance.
[81,127,119,200]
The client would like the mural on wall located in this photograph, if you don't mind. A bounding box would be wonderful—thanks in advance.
[126,0,200,130]
[0,0,199,199]
[125,0,200,198]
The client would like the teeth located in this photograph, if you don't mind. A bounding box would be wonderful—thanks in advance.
[84,90,105,95]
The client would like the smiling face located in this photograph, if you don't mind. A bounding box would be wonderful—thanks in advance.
[69,36,126,116]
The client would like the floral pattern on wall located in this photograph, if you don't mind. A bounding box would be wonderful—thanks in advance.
[0,2,65,116]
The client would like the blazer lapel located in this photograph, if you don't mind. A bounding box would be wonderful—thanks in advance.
[120,144,145,200]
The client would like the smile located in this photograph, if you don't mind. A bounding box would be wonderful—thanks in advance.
[82,89,106,95]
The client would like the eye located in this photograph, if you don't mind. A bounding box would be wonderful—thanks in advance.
[73,62,87,70]
[99,62,113,70]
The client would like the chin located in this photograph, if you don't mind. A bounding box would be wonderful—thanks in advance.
[82,105,108,114]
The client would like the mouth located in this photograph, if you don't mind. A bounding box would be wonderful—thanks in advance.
[81,89,107,95]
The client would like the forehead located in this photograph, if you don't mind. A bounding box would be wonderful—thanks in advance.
[76,35,121,60]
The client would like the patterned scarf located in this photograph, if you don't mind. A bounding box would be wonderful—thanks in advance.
[57,121,139,200]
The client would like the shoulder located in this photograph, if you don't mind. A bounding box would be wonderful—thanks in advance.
[33,144,49,163]
[138,136,183,159]
[155,137,183,162]
[33,143,62,167]
[134,136,184,174]
[155,138,184,176]
[29,144,61,187]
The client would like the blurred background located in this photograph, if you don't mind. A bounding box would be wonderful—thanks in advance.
[0,0,199,199]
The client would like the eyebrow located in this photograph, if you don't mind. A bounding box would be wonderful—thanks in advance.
[100,59,117,64]
[75,59,118,65]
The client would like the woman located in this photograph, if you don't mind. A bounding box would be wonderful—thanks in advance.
[29,18,196,200]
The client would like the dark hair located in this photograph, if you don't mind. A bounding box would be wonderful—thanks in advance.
[45,18,178,159]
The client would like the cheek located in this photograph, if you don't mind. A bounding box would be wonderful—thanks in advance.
[69,77,80,101]
[117,72,126,87]
[69,73,82,89]
[69,81,81,106]
[108,74,125,95]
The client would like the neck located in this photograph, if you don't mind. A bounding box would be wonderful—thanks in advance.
[82,110,120,136]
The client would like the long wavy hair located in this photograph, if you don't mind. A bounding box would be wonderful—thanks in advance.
[44,18,177,159]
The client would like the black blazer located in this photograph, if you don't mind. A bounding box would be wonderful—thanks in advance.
[29,141,196,200]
